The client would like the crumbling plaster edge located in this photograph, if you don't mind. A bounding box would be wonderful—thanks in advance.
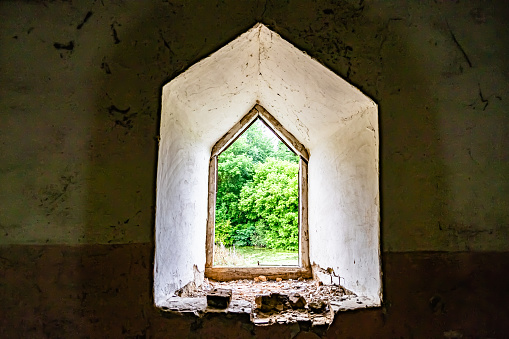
[155,262,382,326]
[156,293,381,327]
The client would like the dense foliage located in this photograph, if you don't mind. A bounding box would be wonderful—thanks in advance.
[215,120,300,250]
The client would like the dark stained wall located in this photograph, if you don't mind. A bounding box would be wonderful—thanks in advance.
[0,0,508,337]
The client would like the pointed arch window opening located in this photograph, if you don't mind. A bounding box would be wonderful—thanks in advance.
[205,104,312,281]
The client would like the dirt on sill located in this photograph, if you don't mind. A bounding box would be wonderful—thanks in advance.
[175,277,363,326]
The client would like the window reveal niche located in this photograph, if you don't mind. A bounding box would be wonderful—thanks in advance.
[154,23,381,312]
[205,105,311,281]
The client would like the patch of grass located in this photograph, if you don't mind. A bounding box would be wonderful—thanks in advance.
[213,243,246,266]
[237,246,298,266]
[213,245,298,267]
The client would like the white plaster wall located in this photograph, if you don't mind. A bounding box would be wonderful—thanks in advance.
[257,25,381,302]
[257,25,372,149]
[154,130,208,302]
[154,27,260,305]
[154,23,381,306]
[308,106,381,303]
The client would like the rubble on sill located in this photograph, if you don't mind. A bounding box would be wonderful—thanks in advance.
[159,278,372,326]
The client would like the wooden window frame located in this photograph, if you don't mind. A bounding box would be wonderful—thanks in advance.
[205,104,312,281]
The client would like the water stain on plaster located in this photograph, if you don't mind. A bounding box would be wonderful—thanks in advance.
[110,22,121,44]
[53,41,74,51]
[77,11,93,30]
[38,174,77,216]
[107,105,136,130]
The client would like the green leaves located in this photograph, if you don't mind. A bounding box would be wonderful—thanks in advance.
[239,158,299,250]
[215,119,300,251]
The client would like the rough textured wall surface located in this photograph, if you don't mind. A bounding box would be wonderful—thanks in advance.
[0,0,508,337]
[1,245,508,338]
[1,0,507,250]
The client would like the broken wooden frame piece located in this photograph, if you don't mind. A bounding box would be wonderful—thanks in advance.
[205,104,311,280]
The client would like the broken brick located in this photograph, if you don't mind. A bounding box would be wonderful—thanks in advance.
[308,299,326,313]
[206,288,232,309]
[255,293,290,312]
[288,293,306,309]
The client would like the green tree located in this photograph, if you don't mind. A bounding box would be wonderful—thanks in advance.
[225,120,275,163]
[215,153,253,234]
[238,158,299,250]
[214,119,300,250]
[215,120,273,244]
[274,141,299,163]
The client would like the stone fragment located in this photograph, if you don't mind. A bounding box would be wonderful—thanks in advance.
[254,277,260,282]
[329,300,342,313]
[311,315,328,326]
[164,297,207,313]
[308,299,326,313]
[255,294,267,310]
[259,275,267,282]
[228,299,252,314]
[255,293,290,312]
[206,288,232,309]
[276,278,282,282]
[253,317,270,325]
[288,293,306,309]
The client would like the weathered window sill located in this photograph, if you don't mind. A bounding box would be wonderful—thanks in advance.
[158,279,378,327]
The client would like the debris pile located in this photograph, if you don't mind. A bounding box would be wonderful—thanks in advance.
[186,276,360,325]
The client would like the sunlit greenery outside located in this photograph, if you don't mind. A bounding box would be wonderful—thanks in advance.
[214,119,299,266]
